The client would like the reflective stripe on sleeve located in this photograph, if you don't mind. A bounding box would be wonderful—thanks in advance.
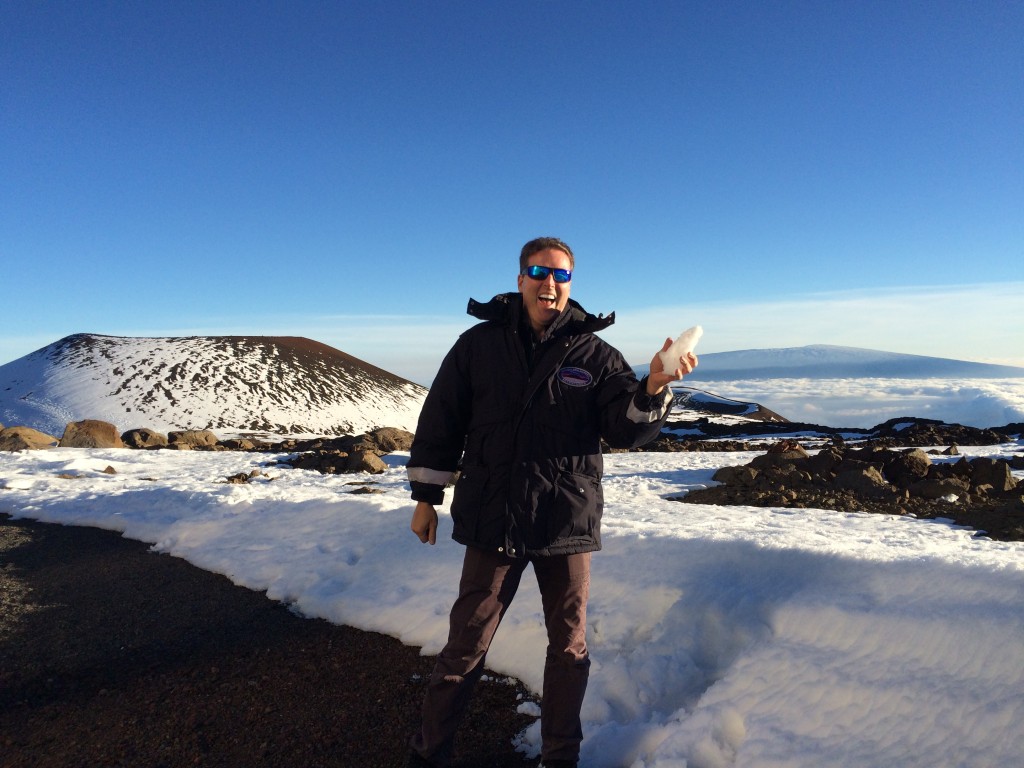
[626,387,673,424]
[407,466,456,486]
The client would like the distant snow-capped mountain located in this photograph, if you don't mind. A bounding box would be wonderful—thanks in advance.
[0,334,427,437]
[643,344,1024,381]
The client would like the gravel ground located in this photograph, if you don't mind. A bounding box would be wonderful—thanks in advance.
[0,513,539,768]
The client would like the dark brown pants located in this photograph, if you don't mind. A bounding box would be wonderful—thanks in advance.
[410,547,591,766]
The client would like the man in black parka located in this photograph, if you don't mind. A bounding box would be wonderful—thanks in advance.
[406,237,697,768]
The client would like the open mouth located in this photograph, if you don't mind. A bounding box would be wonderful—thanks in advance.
[539,292,557,307]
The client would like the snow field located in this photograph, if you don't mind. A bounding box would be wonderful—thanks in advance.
[1,446,1022,767]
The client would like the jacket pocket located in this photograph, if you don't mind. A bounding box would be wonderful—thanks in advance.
[546,470,603,543]
[450,465,507,547]
[450,465,485,538]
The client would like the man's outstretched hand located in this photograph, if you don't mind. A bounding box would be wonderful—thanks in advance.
[646,337,698,396]
[411,501,438,545]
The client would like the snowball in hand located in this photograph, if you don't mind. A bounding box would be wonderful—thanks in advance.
[658,325,702,373]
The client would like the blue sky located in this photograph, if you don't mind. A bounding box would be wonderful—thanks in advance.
[2,0,1022,384]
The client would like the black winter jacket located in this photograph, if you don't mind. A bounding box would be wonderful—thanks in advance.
[407,293,673,558]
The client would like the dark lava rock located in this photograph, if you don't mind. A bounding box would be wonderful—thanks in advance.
[682,443,1024,541]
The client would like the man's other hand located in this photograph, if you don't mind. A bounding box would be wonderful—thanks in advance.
[411,501,438,545]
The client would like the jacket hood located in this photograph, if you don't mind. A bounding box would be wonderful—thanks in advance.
[466,292,615,335]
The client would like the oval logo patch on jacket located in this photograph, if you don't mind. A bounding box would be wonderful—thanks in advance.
[557,366,593,388]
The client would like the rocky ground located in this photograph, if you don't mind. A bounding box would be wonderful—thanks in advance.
[0,514,538,768]
[679,439,1024,541]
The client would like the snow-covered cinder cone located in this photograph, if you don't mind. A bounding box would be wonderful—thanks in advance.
[0,334,428,438]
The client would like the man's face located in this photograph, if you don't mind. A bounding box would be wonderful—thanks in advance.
[517,247,572,335]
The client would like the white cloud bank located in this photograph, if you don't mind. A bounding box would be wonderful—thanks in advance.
[688,378,1024,430]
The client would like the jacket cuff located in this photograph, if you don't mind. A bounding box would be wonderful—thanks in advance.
[410,481,445,506]
[637,376,674,407]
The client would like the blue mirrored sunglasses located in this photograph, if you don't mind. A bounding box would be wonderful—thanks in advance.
[521,265,572,283]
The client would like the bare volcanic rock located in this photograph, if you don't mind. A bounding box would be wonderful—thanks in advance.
[869,417,1014,447]
[168,429,220,450]
[682,441,1024,541]
[59,419,124,449]
[273,428,415,476]
[0,426,59,451]
[358,426,416,453]
[121,427,169,449]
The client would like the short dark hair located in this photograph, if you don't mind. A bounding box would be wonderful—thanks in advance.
[519,237,574,272]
